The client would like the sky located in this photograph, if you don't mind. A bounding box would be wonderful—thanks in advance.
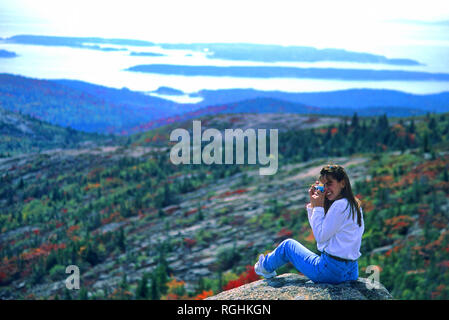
[1,0,449,49]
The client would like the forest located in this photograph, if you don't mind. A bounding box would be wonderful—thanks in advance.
[0,110,449,300]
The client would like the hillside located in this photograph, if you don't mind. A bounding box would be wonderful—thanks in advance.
[1,111,449,300]
[0,106,117,157]
[0,74,184,135]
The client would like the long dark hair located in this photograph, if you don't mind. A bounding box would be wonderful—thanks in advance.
[320,164,362,227]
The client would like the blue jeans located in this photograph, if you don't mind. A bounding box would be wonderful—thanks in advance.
[262,238,359,284]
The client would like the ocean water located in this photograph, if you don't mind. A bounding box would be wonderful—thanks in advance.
[1,19,449,103]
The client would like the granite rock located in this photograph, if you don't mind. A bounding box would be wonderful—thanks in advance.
[206,273,393,300]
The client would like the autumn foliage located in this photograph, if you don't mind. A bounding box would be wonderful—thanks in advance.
[222,265,261,291]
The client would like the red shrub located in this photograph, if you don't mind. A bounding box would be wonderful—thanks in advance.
[277,228,293,240]
[223,265,260,291]
[184,238,197,249]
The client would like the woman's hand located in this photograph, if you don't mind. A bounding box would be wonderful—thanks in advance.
[309,180,325,208]
[311,192,325,208]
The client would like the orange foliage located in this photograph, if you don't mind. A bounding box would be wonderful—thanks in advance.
[431,284,446,299]
[66,225,80,236]
[362,199,375,213]
[193,290,214,300]
[152,133,165,142]
[164,293,180,300]
[373,175,395,188]
[20,243,67,261]
[101,211,121,225]
[384,215,414,232]
[405,269,425,275]
[319,128,327,134]
[108,288,133,299]
[167,277,186,290]
[0,256,19,284]
[216,188,248,199]
[84,182,101,191]
[392,123,412,139]
[304,231,315,243]
[222,265,260,291]
[396,157,449,188]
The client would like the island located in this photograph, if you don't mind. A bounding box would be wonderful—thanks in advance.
[126,64,449,81]
[0,49,18,58]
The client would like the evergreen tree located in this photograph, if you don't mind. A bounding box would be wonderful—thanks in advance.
[63,288,72,300]
[301,146,310,162]
[18,178,24,189]
[428,116,437,130]
[422,132,430,153]
[197,204,204,221]
[119,273,130,299]
[196,277,205,294]
[116,228,126,252]
[150,273,160,300]
[443,168,449,182]
[407,119,416,134]
[136,273,149,299]
[163,183,172,207]
[351,112,359,128]
[84,243,100,265]
[79,287,89,300]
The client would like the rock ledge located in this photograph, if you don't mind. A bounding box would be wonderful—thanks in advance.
[206,273,393,300]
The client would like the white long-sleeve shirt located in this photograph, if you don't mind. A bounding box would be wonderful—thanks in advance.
[307,198,364,261]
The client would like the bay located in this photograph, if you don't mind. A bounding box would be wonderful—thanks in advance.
[1,26,449,104]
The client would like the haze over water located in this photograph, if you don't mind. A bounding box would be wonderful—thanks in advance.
[1,0,449,103]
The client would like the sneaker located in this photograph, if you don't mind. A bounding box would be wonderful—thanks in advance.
[254,254,277,279]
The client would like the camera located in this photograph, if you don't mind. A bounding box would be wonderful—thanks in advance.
[314,183,325,193]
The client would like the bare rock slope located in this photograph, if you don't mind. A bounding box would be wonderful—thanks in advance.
[206,273,393,300]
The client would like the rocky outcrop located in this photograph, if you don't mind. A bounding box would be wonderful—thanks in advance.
[206,273,393,300]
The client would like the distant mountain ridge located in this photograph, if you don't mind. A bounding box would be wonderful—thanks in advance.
[128,96,439,133]
[193,88,449,113]
[2,74,449,136]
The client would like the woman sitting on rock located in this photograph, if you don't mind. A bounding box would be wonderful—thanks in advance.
[255,164,364,284]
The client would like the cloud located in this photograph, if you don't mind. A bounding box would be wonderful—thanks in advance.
[1,0,448,45]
